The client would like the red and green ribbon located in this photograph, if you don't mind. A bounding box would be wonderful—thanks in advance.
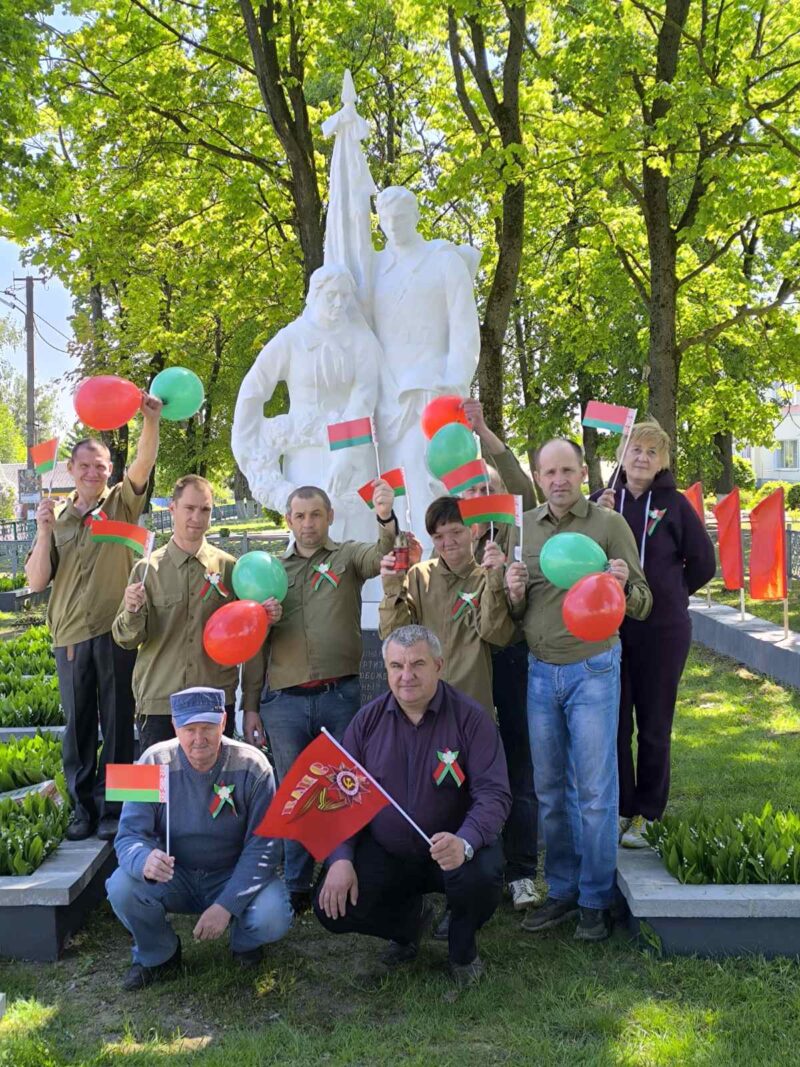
[209,782,236,818]
[311,563,341,591]
[83,507,108,528]
[433,749,465,787]
[647,508,666,536]
[200,572,230,601]
[451,591,477,621]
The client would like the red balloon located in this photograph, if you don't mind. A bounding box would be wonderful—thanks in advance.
[420,395,469,440]
[562,572,626,643]
[203,601,269,667]
[74,376,142,431]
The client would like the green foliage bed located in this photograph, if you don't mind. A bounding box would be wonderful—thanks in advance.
[0,791,70,877]
[0,733,64,794]
[0,626,63,726]
[0,574,27,593]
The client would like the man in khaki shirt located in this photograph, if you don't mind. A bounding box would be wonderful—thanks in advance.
[505,439,652,943]
[25,395,162,841]
[112,475,279,752]
[242,479,397,912]
[379,496,515,715]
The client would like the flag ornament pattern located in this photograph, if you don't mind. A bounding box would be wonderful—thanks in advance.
[89,518,154,557]
[433,750,465,788]
[106,763,168,803]
[254,732,390,860]
[327,417,374,451]
[713,488,744,591]
[209,782,236,818]
[459,493,522,527]
[357,468,407,508]
[441,458,489,496]
[451,591,477,621]
[200,572,230,601]
[30,438,59,475]
[582,401,637,435]
[311,562,340,591]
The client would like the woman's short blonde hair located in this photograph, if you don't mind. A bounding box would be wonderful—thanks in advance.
[617,419,671,470]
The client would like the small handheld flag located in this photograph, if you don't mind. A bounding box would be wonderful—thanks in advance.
[90,519,155,557]
[107,762,170,852]
[441,458,490,496]
[30,438,59,476]
[582,401,637,435]
[357,468,407,508]
[327,417,374,452]
[459,493,523,527]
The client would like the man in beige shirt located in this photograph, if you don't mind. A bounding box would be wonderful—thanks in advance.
[25,395,162,841]
[112,475,279,752]
[242,479,397,913]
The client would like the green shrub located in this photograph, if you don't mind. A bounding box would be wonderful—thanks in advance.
[0,676,64,727]
[646,804,800,885]
[0,791,70,876]
[786,484,800,511]
[732,455,756,490]
[0,734,63,794]
[754,480,792,503]
[0,626,56,680]
[0,574,27,592]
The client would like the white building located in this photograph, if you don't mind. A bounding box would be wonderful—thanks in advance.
[745,396,800,485]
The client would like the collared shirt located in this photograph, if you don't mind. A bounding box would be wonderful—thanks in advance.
[266,526,396,690]
[112,537,265,716]
[39,475,146,647]
[515,494,652,664]
[379,556,516,714]
[331,681,511,863]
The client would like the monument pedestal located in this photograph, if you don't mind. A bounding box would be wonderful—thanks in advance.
[359,603,388,706]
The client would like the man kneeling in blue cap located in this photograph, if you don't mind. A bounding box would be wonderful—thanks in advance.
[106,686,292,990]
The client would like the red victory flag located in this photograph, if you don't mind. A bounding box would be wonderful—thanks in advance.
[255,731,390,860]
[357,468,407,508]
[327,417,373,451]
[459,493,522,527]
[683,482,705,525]
[90,519,155,557]
[713,488,744,591]
[29,438,59,475]
[582,401,637,435]
[441,458,489,495]
[749,488,787,601]
[106,763,168,803]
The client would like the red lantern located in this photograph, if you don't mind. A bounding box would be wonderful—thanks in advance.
[74,376,142,431]
[203,601,269,666]
[562,572,626,643]
[420,395,469,440]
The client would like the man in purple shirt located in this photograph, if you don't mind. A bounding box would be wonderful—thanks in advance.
[313,624,511,987]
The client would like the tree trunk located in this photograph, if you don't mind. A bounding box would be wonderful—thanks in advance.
[713,431,734,494]
[233,463,252,502]
[577,373,603,492]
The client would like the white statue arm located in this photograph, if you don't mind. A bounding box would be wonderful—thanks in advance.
[442,252,481,394]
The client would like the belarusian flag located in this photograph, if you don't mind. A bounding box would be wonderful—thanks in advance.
[106,763,168,803]
[582,401,637,435]
[30,438,59,475]
[327,417,373,451]
[90,518,155,557]
[459,493,523,527]
[441,458,489,495]
[357,468,407,508]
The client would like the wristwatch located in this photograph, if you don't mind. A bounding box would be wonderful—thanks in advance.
[461,838,474,862]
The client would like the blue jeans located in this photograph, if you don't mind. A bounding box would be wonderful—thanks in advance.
[106,866,293,967]
[260,676,362,893]
[527,647,621,910]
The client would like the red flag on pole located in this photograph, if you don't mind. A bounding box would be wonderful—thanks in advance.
[254,732,390,860]
[683,482,705,525]
[749,488,787,601]
[713,487,744,591]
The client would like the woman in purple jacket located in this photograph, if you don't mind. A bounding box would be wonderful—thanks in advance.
[591,420,716,848]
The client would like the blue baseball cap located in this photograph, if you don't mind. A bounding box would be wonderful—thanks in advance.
[169,686,226,727]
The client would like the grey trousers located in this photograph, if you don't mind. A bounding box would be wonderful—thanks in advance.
[54,632,136,821]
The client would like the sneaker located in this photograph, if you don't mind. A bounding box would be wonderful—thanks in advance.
[509,878,541,911]
[574,907,610,942]
[448,955,485,988]
[97,815,120,841]
[232,945,264,969]
[521,896,578,933]
[380,897,434,968]
[432,908,450,942]
[65,813,96,841]
[122,939,182,991]
[618,816,632,842]
[620,815,652,849]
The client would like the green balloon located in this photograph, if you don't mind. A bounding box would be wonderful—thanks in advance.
[540,532,608,590]
[232,551,289,603]
[150,366,205,421]
[426,422,478,479]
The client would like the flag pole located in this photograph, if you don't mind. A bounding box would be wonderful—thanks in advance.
[165,769,171,856]
[47,438,59,498]
[739,586,745,621]
[610,428,633,490]
[321,728,432,846]
[402,465,411,530]
[370,417,380,480]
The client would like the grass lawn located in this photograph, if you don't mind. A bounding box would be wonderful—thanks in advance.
[705,578,800,632]
[2,646,800,1066]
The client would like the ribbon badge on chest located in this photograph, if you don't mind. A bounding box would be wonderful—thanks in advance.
[433,749,466,788]
[209,782,236,818]
[646,507,666,536]
[451,591,477,621]
[311,562,340,591]
[82,507,108,528]
[200,571,230,601]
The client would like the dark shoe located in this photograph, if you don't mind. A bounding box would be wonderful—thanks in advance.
[232,945,264,969]
[290,890,313,916]
[97,815,120,841]
[574,907,610,942]
[449,955,485,988]
[65,814,96,841]
[122,939,182,991]
[521,896,579,933]
[379,897,434,968]
[432,908,450,942]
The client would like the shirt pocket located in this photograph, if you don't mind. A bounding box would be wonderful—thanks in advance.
[152,591,183,610]
[54,526,77,549]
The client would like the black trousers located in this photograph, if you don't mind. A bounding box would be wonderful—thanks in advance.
[314,832,505,965]
[137,704,236,753]
[619,619,692,820]
[493,641,538,880]
[54,632,136,821]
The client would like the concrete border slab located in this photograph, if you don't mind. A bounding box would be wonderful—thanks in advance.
[689,597,800,690]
